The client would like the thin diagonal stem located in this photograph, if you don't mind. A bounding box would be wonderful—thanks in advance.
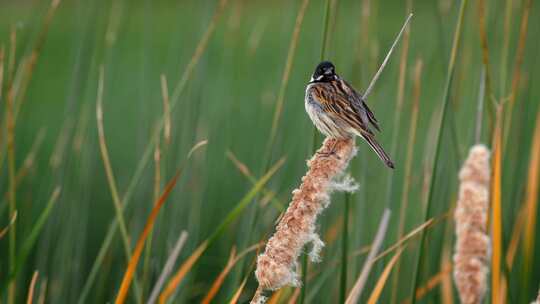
[345,209,391,303]
[362,13,412,99]
[147,231,188,304]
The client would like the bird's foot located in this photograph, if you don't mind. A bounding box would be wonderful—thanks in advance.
[317,141,341,160]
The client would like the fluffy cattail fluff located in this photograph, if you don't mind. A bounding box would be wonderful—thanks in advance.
[531,289,540,304]
[253,138,357,299]
[453,145,491,304]
[532,292,539,304]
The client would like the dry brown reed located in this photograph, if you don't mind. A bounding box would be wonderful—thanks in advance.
[491,105,503,303]
[160,74,171,145]
[115,171,181,304]
[345,209,391,304]
[411,262,452,303]
[523,111,540,274]
[147,231,188,304]
[453,145,491,304]
[252,138,357,301]
[26,271,39,304]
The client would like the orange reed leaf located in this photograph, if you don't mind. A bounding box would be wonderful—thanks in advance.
[491,107,503,304]
[266,288,286,304]
[201,247,237,304]
[500,275,508,304]
[523,111,540,267]
[26,271,38,304]
[412,262,452,302]
[158,241,209,304]
[229,275,248,304]
[441,251,454,304]
[114,170,181,304]
[367,249,403,304]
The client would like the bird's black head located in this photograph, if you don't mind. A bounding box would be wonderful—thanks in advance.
[310,61,337,83]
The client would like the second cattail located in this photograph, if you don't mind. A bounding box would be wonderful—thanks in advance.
[453,145,491,304]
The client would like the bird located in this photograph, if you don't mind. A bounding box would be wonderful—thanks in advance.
[305,61,395,169]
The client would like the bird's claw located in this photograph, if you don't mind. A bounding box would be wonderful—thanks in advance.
[316,149,341,160]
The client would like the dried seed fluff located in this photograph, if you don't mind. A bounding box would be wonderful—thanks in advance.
[453,145,491,304]
[255,138,357,291]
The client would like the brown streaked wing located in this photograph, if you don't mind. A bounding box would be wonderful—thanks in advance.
[310,83,374,136]
[341,79,381,132]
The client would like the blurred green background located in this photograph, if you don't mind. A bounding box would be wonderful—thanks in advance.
[1,0,539,303]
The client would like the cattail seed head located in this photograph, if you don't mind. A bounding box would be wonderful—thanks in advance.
[254,138,357,292]
[453,145,491,304]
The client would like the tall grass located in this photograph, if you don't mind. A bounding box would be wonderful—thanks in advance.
[410,0,468,303]
[1,0,539,303]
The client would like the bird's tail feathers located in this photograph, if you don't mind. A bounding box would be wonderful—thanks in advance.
[362,134,395,169]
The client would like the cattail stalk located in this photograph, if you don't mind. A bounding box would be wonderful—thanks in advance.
[252,138,357,302]
[453,145,491,304]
